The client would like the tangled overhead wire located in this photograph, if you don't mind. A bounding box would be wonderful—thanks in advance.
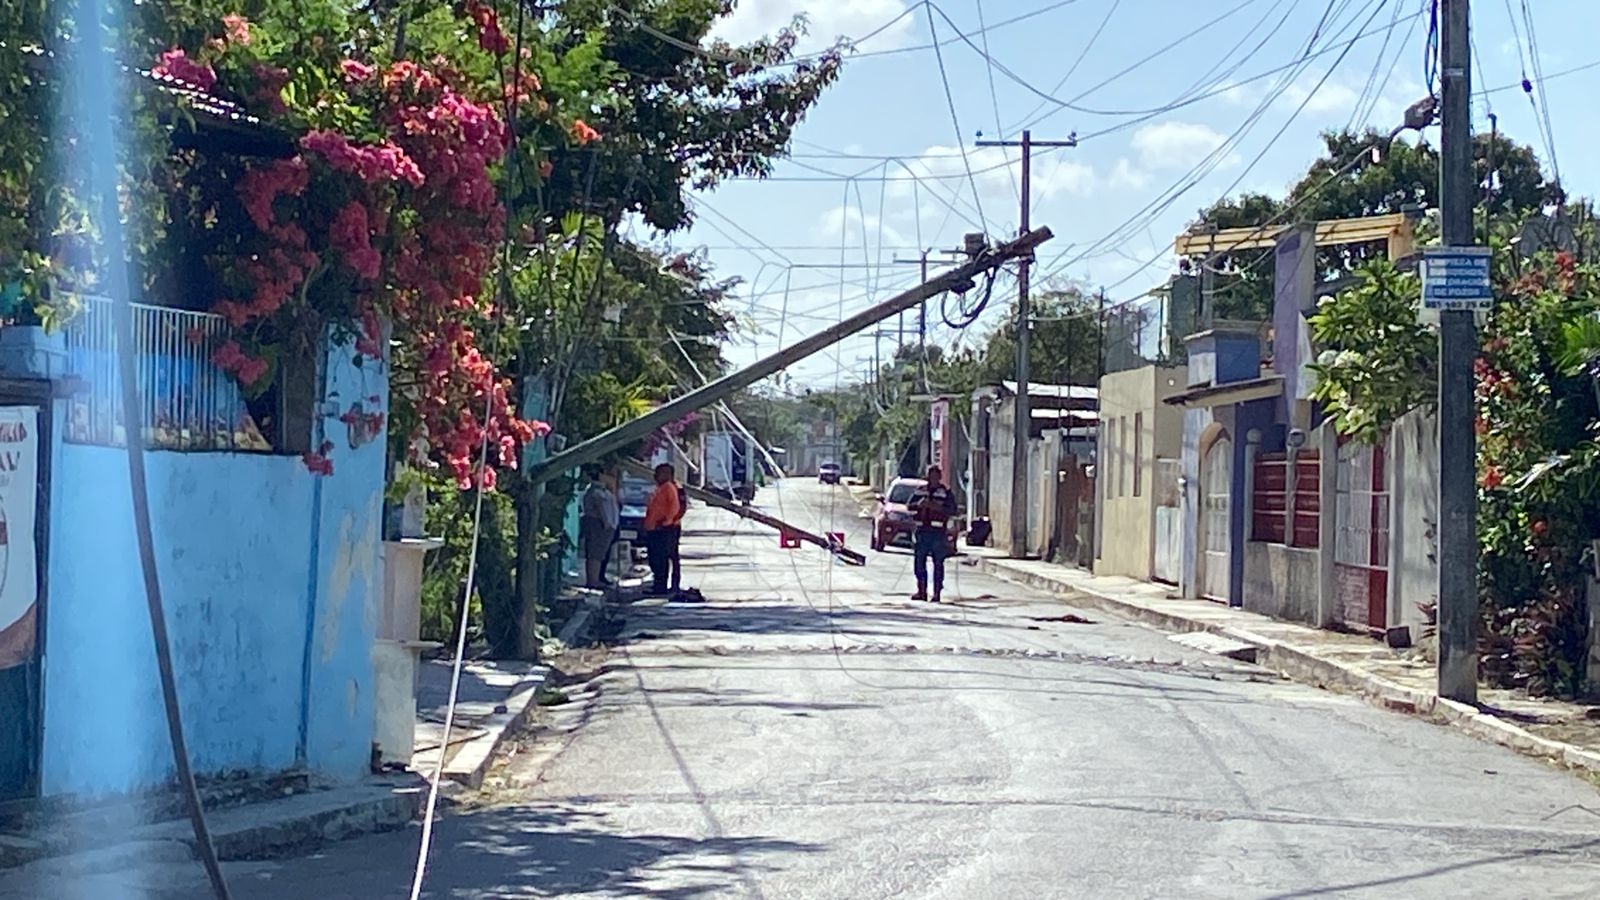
[939,245,1002,330]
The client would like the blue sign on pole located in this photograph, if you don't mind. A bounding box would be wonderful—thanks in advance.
[1421,246,1493,311]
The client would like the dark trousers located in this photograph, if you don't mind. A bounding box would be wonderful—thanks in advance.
[913,529,950,596]
[664,525,682,591]
[646,526,683,592]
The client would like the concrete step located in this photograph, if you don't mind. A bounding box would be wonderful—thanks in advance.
[1,777,421,872]
[1168,631,1260,663]
[0,771,312,868]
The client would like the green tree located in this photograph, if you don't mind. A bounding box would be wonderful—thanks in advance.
[1189,127,1559,322]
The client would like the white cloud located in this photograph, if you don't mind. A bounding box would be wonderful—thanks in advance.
[1280,78,1361,116]
[813,205,909,248]
[1130,121,1237,170]
[1221,72,1427,128]
[1108,158,1151,190]
[710,0,916,53]
[887,144,1095,209]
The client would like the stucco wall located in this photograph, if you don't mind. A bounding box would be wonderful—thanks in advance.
[1389,409,1438,632]
[1096,366,1186,580]
[1242,541,1320,624]
[40,342,385,798]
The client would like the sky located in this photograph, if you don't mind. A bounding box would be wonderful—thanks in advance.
[634,0,1600,390]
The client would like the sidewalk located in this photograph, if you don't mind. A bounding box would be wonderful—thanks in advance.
[968,548,1600,776]
[412,657,547,790]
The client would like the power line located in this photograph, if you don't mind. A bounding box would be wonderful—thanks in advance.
[1057,6,1426,144]
[1045,0,1393,276]
[926,11,989,231]
[1008,0,1125,131]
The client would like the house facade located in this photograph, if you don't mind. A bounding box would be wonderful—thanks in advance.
[1093,365,1186,581]
[0,305,387,802]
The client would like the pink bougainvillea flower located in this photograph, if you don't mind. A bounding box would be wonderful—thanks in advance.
[151,48,217,91]
[570,119,601,145]
[222,13,252,45]
[340,59,374,82]
[538,160,553,179]
[301,451,335,476]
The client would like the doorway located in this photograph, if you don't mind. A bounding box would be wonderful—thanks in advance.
[0,401,46,801]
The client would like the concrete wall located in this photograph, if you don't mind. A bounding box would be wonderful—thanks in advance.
[39,341,386,798]
[1242,542,1320,624]
[1388,409,1438,633]
[989,398,1017,552]
[1095,366,1186,580]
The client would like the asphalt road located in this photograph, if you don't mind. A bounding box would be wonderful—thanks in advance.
[57,480,1600,898]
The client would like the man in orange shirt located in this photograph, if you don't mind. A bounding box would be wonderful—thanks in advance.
[642,463,682,595]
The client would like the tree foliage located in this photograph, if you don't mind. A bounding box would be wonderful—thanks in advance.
[1189,127,1560,322]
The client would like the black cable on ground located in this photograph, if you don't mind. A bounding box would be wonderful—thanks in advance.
[78,1,232,896]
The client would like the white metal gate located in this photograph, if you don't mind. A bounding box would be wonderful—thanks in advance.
[1200,437,1232,602]
[1153,458,1182,584]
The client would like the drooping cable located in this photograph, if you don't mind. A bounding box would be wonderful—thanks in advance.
[408,2,530,896]
[78,0,232,896]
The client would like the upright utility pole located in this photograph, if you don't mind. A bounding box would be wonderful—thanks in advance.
[1437,0,1478,703]
[892,247,967,393]
[977,129,1077,558]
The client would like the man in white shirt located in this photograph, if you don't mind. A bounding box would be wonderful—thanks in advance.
[580,466,620,588]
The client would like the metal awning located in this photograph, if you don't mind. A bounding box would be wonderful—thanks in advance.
[1163,374,1284,409]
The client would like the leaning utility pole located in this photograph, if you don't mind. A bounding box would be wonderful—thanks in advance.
[977,130,1077,558]
[1436,0,1478,703]
[523,227,1055,485]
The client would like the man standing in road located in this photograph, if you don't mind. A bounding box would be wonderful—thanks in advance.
[643,463,682,596]
[908,465,958,602]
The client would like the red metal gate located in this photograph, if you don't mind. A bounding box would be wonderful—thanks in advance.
[1333,438,1389,632]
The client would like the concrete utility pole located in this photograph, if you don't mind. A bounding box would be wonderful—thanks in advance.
[977,130,1077,559]
[1437,0,1478,703]
[524,227,1055,484]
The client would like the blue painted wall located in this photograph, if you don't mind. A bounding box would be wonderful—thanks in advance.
[38,341,386,798]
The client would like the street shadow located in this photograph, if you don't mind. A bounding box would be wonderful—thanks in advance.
[217,805,824,900]
[608,602,1023,644]
[428,803,824,899]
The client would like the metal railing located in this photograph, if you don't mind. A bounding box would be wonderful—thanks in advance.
[60,294,270,451]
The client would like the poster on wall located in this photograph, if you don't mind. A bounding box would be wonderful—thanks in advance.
[0,406,39,671]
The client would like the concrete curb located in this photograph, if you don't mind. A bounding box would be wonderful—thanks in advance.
[557,593,607,647]
[439,594,609,791]
[439,677,544,791]
[973,557,1600,777]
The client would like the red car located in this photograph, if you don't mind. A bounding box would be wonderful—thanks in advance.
[871,477,959,555]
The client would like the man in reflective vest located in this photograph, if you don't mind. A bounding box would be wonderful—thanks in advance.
[907,465,958,602]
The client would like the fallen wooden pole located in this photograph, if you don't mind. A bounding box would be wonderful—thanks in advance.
[621,461,866,566]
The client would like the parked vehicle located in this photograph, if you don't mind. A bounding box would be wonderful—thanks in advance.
[871,477,958,554]
[703,430,757,503]
[818,462,841,485]
[618,475,652,560]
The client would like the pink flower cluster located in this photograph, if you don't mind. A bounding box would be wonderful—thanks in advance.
[467,2,512,56]
[238,158,309,231]
[222,14,252,45]
[252,64,290,115]
[211,339,270,386]
[300,130,425,188]
[340,59,374,83]
[329,201,381,281]
[303,441,336,476]
[152,48,217,91]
